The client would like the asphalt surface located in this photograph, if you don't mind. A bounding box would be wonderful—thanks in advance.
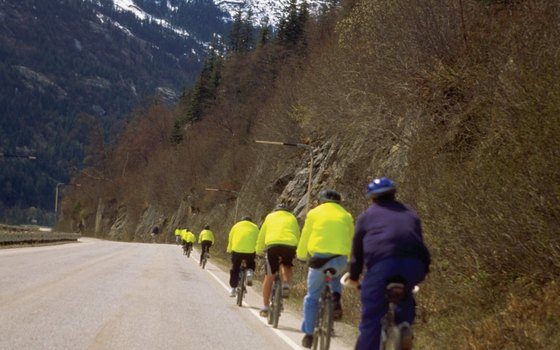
[0,238,356,350]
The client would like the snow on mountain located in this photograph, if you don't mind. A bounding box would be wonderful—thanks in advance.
[214,0,330,26]
[93,0,330,50]
[111,0,191,37]
[109,0,330,29]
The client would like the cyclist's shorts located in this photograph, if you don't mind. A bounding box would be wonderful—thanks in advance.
[201,240,212,251]
[265,245,296,275]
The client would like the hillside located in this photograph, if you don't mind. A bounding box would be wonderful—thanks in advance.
[61,0,560,348]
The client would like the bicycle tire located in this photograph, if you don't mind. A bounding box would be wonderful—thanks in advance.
[312,288,334,350]
[271,278,282,328]
[202,256,207,269]
[381,326,401,350]
[267,281,275,325]
[237,269,246,307]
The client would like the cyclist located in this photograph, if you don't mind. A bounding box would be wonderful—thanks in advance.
[297,189,354,348]
[184,227,195,254]
[198,224,215,265]
[227,216,259,297]
[180,228,188,254]
[256,203,300,318]
[343,177,431,350]
[174,227,181,244]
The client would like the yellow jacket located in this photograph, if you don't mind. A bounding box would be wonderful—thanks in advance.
[180,229,188,242]
[297,202,354,260]
[198,229,215,244]
[174,228,181,236]
[186,231,196,243]
[256,210,300,255]
[227,220,259,254]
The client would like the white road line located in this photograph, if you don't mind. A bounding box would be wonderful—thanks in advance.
[196,253,301,350]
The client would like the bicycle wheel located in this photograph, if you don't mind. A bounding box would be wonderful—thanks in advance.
[202,254,207,269]
[237,269,246,307]
[313,289,334,350]
[381,326,401,350]
[271,278,282,328]
[267,281,275,325]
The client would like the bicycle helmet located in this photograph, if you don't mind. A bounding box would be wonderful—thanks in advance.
[204,224,210,230]
[241,216,253,222]
[318,189,341,203]
[366,177,396,199]
[274,203,289,212]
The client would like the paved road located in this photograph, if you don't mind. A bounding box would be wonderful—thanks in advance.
[0,238,355,350]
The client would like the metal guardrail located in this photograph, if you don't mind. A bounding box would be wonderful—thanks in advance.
[0,224,80,244]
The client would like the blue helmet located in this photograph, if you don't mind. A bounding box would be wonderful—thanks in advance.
[366,177,396,199]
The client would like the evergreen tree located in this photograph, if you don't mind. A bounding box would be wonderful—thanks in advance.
[229,10,244,53]
[181,50,222,125]
[277,0,308,48]
[257,17,271,48]
[241,10,255,51]
[229,10,255,53]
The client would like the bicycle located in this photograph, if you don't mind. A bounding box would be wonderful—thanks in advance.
[267,257,284,328]
[311,267,337,350]
[379,280,417,350]
[236,259,248,307]
[200,249,209,269]
[185,244,192,258]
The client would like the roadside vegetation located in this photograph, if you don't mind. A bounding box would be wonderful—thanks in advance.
[62,1,560,348]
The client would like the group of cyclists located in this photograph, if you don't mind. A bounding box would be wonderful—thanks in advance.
[175,177,431,350]
[175,225,216,265]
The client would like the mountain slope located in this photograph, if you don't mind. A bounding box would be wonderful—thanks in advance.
[0,0,229,224]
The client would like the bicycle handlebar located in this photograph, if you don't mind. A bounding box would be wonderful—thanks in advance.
[341,272,360,289]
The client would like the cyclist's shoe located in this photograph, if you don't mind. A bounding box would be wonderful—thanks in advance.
[282,284,290,298]
[301,334,313,348]
[333,292,343,320]
[259,308,269,318]
[229,288,236,297]
[246,269,254,286]
[400,323,413,350]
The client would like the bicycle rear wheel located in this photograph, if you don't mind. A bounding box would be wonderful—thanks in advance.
[272,278,283,328]
[267,281,275,325]
[381,326,401,350]
[237,269,246,307]
[313,290,334,350]
[202,257,207,269]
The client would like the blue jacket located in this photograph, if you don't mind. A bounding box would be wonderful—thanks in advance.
[349,200,431,280]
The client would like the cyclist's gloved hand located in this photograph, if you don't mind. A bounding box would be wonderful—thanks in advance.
[341,272,360,289]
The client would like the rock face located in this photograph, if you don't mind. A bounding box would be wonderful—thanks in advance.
[90,135,409,246]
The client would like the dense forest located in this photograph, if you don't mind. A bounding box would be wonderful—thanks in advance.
[0,0,233,224]
[63,0,559,348]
